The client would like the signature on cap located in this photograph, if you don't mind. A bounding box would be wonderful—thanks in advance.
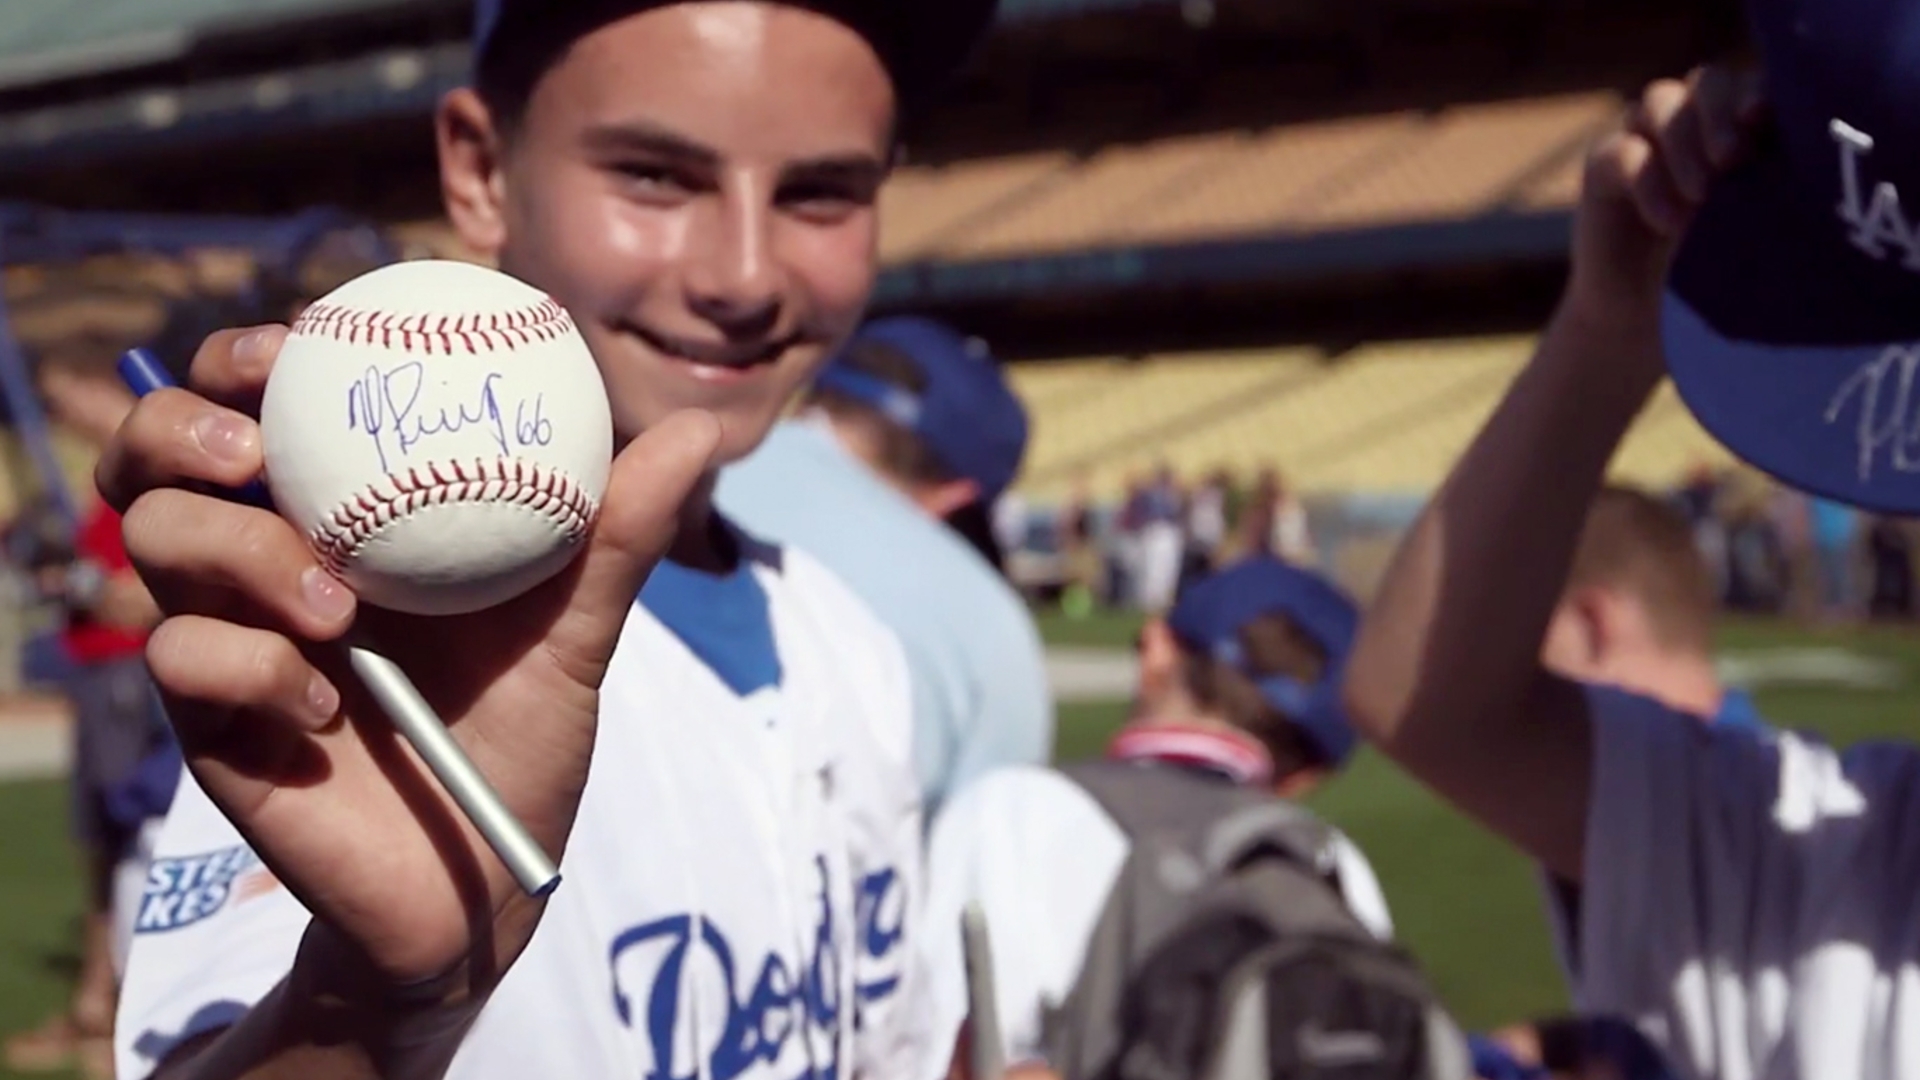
[1826,343,1920,481]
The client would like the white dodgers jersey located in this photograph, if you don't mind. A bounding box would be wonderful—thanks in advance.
[114,537,927,1080]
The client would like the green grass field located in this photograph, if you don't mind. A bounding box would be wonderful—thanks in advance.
[4,613,1920,1079]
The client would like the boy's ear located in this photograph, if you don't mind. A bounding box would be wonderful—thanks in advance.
[435,87,510,260]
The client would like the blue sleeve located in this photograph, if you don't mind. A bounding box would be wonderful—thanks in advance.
[932,606,1053,815]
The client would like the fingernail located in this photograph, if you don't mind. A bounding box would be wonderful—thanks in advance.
[301,567,356,625]
[193,411,257,463]
[234,328,281,370]
[305,674,340,728]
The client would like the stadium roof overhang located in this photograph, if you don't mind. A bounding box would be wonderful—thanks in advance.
[871,209,1571,310]
[0,43,468,173]
[0,0,1694,176]
[0,0,1202,168]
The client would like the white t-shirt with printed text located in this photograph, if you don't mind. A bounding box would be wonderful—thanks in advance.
[114,543,928,1080]
[1550,685,1920,1080]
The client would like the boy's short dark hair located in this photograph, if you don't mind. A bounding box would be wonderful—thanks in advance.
[805,336,957,489]
[1567,485,1718,655]
[1176,612,1332,779]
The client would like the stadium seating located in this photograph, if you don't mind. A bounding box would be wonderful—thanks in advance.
[887,93,1622,263]
[1008,335,1738,503]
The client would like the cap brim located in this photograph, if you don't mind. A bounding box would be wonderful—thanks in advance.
[1665,142,1920,515]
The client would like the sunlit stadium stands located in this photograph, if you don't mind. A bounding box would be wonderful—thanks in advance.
[877,150,1080,264]
[1009,336,1738,502]
[887,92,1622,263]
[1016,348,1328,483]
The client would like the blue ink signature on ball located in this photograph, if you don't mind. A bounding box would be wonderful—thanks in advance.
[347,363,554,472]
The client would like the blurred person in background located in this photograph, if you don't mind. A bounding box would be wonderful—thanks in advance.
[1537,485,1766,735]
[1133,462,1185,611]
[1766,483,1815,618]
[1233,465,1318,567]
[4,364,170,1080]
[1182,467,1230,585]
[1715,479,1783,612]
[1866,515,1914,620]
[1809,496,1862,621]
[993,486,1030,566]
[1673,461,1729,602]
[1111,471,1148,607]
[919,555,1393,1078]
[1479,485,1763,1080]
[720,315,1052,816]
[1059,468,1103,617]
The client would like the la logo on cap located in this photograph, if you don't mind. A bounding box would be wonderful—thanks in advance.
[1835,118,1920,271]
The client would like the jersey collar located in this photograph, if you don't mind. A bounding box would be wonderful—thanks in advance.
[1106,723,1275,787]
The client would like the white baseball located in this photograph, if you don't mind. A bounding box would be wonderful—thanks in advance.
[259,260,613,617]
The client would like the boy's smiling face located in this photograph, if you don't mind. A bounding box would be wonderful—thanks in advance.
[439,1,895,465]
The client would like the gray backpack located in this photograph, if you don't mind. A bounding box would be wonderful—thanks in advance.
[1039,760,1471,1080]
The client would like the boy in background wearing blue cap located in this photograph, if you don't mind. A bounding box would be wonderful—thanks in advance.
[918,555,1393,1077]
[98,1,999,1079]
[1346,45,1920,1080]
[719,316,1053,818]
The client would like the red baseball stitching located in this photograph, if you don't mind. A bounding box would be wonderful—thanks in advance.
[310,458,597,577]
[292,297,576,354]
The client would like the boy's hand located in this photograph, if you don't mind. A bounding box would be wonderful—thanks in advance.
[1566,65,1767,335]
[98,325,721,1004]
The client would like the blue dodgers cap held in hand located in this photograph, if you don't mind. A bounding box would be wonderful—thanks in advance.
[1664,0,1920,513]
[1165,556,1361,769]
[812,316,1030,504]
[472,0,999,120]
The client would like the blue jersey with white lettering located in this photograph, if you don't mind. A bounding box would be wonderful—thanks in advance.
[113,537,928,1080]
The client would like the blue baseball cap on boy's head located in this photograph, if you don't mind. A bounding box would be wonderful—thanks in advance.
[472,0,998,120]
[812,316,1030,504]
[1663,0,1920,514]
[1166,556,1361,769]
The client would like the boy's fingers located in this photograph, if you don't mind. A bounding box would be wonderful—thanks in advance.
[148,616,342,752]
[188,326,288,410]
[1629,79,1710,207]
[1692,65,1756,168]
[123,490,354,641]
[95,390,263,513]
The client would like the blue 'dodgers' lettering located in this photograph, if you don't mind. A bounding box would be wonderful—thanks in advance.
[854,868,904,1007]
[606,859,913,1080]
[346,363,552,472]
[609,857,843,1080]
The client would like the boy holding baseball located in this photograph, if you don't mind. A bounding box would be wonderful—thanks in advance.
[101,2,995,1078]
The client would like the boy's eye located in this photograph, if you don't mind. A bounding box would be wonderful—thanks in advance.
[779,182,874,223]
[614,162,696,196]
